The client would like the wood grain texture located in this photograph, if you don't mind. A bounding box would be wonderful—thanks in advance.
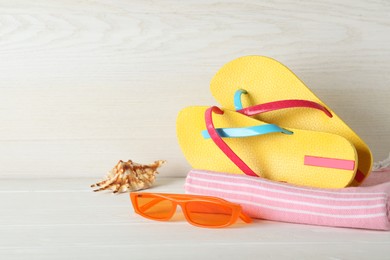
[0,0,389,178]
[1,178,390,259]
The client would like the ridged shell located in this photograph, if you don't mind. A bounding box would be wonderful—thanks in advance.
[91,160,165,193]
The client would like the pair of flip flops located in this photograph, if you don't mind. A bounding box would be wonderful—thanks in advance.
[176,56,372,189]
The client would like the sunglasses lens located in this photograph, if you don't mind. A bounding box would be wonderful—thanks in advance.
[136,194,174,219]
[185,201,233,227]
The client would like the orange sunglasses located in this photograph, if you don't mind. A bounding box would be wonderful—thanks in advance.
[130,192,252,228]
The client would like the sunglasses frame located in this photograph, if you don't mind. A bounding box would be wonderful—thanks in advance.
[130,192,252,228]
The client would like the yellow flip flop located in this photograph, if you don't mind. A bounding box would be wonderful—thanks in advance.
[210,56,372,185]
[176,106,358,189]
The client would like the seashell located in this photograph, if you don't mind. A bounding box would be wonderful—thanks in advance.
[91,160,165,193]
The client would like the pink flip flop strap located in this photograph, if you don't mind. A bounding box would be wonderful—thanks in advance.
[237,99,333,118]
[355,169,365,183]
[205,106,258,177]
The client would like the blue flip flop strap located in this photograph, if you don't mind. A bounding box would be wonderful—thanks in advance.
[234,89,248,110]
[202,124,293,139]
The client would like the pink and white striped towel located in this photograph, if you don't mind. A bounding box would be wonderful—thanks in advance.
[185,169,390,230]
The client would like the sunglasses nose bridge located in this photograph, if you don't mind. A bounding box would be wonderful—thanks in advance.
[176,201,187,215]
[177,201,198,226]
[166,202,178,220]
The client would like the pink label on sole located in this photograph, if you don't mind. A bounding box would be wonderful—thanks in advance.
[304,156,355,170]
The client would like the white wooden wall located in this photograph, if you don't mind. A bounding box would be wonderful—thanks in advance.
[1,0,389,178]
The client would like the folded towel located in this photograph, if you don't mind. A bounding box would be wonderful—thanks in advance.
[185,169,390,230]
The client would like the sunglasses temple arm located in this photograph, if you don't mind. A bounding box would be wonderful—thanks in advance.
[239,211,252,223]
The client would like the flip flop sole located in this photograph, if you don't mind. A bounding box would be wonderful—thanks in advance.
[210,56,372,185]
[176,106,358,189]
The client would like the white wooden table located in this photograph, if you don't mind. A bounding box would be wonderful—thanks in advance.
[1,177,390,260]
[1,0,390,259]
